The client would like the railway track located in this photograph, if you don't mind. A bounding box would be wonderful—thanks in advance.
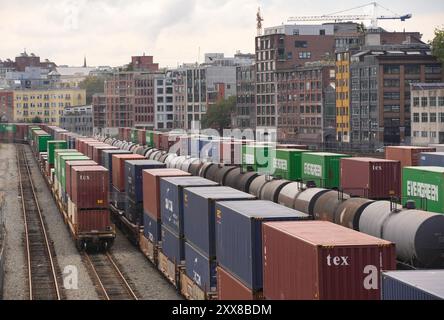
[84,252,138,300]
[16,144,62,300]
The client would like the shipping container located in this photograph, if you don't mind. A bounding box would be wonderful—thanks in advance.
[146,130,154,147]
[419,152,444,167]
[160,176,218,236]
[340,157,401,199]
[262,221,396,300]
[125,160,166,203]
[161,225,184,263]
[91,145,118,164]
[217,266,263,300]
[101,149,132,173]
[35,132,52,152]
[428,144,444,152]
[242,144,274,173]
[381,270,444,300]
[153,131,162,149]
[111,154,145,192]
[143,169,191,221]
[301,152,351,188]
[385,146,436,168]
[66,160,98,199]
[137,129,146,146]
[402,166,444,213]
[47,140,68,165]
[184,241,217,292]
[276,144,308,150]
[143,212,161,243]
[183,186,256,258]
[86,142,108,159]
[273,149,308,181]
[71,208,112,234]
[130,128,138,144]
[59,155,90,192]
[54,149,79,179]
[71,166,109,209]
[216,200,308,291]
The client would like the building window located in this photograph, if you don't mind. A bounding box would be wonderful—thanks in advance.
[421,97,428,107]
[439,97,444,106]
[295,41,307,48]
[430,113,437,123]
[431,131,437,138]
[421,113,428,123]
[421,131,428,138]
[413,113,419,123]
[383,79,400,87]
[413,97,420,107]
[413,131,419,137]
[383,65,400,74]
[299,52,311,59]
[430,96,437,107]
[405,64,420,74]
[440,113,444,123]
[383,92,400,100]
[287,52,293,60]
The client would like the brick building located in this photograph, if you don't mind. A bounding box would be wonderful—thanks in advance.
[234,64,256,129]
[0,91,14,122]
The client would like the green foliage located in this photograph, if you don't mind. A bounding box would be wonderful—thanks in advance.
[430,27,444,64]
[79,76,105,104]
[201,96,236,133]
[31,116,42,124]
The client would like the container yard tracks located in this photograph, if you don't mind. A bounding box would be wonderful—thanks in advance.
[83,252,139,300]
[16,144,63,300]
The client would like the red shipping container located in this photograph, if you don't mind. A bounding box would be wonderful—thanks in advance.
[137,129,146,145]
[71,166,109,209]
[385,146,436,168]
[262,221,396,300]
[143,169,191,220]
[76,138,97,154]
[92,145,118,164]
[112,154,145,191]
[217,266,263,300]
[123,128,131,141]
[118,128,125,141]
[74,209,112,233]
[86,142,108,159]
[153,132,162,149]
[66,161,98,199]
[340,157,401,199]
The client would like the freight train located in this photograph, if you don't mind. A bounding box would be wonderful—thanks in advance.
[12,124,444,300]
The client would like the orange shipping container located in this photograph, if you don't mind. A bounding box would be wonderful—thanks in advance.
[112,154,145,191]
[385,146,436,168]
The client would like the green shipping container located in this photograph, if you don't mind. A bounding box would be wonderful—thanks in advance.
[35,133,52,152]
[273,149,308,181]
[301,152,351,189]
[60,155,90,192]
[402,166,444,214]
[146,130,154,147]
[55,150,81,180]
[0,124,16,133]
[130,129,138,144]
[242,144,274,173]
[28,126,40,141]
[47,141,68,165]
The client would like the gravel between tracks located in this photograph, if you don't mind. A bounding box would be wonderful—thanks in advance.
[110,229,183,300]
[0,144,27,300]
[25,145,99,300]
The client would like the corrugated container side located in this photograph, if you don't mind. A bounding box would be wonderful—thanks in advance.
[111,154,145,192]
[66,160,98,199]
[262,221,396,300]
[185,242,217,292]
[125,160,166,203]
[386,146,436,168]
[71,166,109,209]
[217,266,263,300]
[74,209,112,233]
[161,225,184,263]
[143,212,161,243]
[142,169,191,221]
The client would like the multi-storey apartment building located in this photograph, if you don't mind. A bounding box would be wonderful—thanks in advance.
[172,69,186,129]
[92,93,106,130]
[276,61,336,144]
[13,88,86,125]
[154,72,175,130]
[411,83,444,145]
[235,64,256,129]
[0,91,14,122]
[60,105,93,136]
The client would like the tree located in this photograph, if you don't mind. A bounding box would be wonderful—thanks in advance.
[430,27,444,64]
[31,116,42,123]
[79,76,105,104]
[201,96,236,134]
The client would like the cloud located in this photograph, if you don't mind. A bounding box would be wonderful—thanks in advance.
[0,0,441,67]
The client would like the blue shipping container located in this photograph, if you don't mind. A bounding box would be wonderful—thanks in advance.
[382,271,444,300]
[124,197,144,225]
[419,152,444,167]
[185,242,217,291]
[160,176,219,236]
[125,160,165,202]
[183,186,256,258]
[143,212,161,243]
[215,200,309,291]
[161,225,184,263]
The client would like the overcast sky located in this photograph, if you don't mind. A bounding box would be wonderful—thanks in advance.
[1,0,443,68]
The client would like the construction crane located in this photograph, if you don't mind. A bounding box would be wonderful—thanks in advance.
[288,2,412,29]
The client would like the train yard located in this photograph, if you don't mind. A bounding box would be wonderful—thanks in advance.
[0,123,443,300]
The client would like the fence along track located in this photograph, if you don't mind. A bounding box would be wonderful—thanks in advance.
[84,252,138,300]
[16,144,61,300]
